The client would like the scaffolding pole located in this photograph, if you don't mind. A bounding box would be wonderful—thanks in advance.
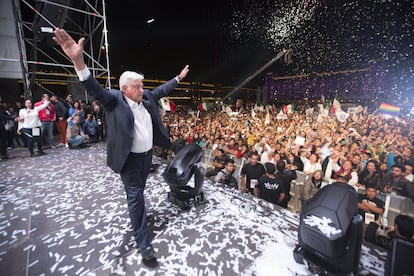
[12,0,31,99]
[16,0,111,100]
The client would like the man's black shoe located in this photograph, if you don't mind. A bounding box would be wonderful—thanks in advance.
[142,255,158,268]
[37,151,46,156]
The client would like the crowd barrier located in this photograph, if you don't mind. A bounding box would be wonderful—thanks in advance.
[376,192,414,225]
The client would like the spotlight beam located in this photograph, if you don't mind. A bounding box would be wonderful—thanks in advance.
[223,49,292,100]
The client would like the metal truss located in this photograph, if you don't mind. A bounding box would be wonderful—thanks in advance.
[14,0,111,99]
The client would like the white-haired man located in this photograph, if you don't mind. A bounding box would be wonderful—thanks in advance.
[53,28,189,268]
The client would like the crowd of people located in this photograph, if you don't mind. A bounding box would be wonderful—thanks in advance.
[164,105,413,198]
[3,93,414,206]
[2,81,414,255]
[0,94,106,158]
[163,104,414,247]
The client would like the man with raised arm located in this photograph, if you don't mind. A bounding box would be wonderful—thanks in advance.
[53,28,189,268]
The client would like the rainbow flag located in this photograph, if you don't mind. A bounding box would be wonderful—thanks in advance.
[378,102,400,115]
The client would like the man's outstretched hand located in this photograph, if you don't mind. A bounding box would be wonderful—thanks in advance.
[178,65,190,81]
[53,28,86,71]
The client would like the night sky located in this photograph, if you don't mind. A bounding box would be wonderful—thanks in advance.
[106,1,235,84]
[106,0,413,96]
[17,0,413,105]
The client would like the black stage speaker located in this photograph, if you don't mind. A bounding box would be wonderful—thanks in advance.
[163,144,205,210]
[294,182,363,274]
[32,0,72,45]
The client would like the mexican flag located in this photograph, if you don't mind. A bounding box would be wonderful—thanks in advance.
[333,98,341,111]
[159,97,176,112]
[198,102,209,111]
[282,103,294,114]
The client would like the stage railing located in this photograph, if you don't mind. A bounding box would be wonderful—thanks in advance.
[376,192,414,225]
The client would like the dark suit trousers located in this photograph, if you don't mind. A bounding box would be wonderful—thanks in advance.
[120,150,153,251]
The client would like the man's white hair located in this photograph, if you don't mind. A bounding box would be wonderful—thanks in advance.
[119,71,144,91]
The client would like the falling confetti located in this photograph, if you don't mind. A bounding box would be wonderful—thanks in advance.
[223,0,413,107]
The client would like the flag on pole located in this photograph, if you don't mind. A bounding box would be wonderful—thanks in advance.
[305,107,314,115]
[264,112,271,125]
[329,98,340,115]
[378,102,400,115]
[329,104,336,115]
[282,103,294,114]
[333,98,341,111]
[321,108,329,117]
[225,106,232,114]
[276,110,288,120]
[159,97,176,112]
[347,107,359,114]
[198,102,209,111]
[336,109,350,123]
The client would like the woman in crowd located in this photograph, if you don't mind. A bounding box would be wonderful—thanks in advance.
[236,144,249,159]
[357,160,381,189]
[68,100,85,124]
[66,114,89,149]
[301,169,326,201]
[333,159,359,189]
[302,152,322,175]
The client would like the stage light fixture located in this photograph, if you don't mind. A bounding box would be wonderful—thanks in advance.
[163,143,205,210]
[294,182,363,274]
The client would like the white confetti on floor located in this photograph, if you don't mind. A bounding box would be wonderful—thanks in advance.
[0,143,385,275]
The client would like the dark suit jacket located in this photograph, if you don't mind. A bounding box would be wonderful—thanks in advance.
[81,76,178,173]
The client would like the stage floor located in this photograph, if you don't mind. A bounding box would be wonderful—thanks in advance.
[0,143,386,275]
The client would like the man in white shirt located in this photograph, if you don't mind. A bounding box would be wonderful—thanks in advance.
[53,28,189,268]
